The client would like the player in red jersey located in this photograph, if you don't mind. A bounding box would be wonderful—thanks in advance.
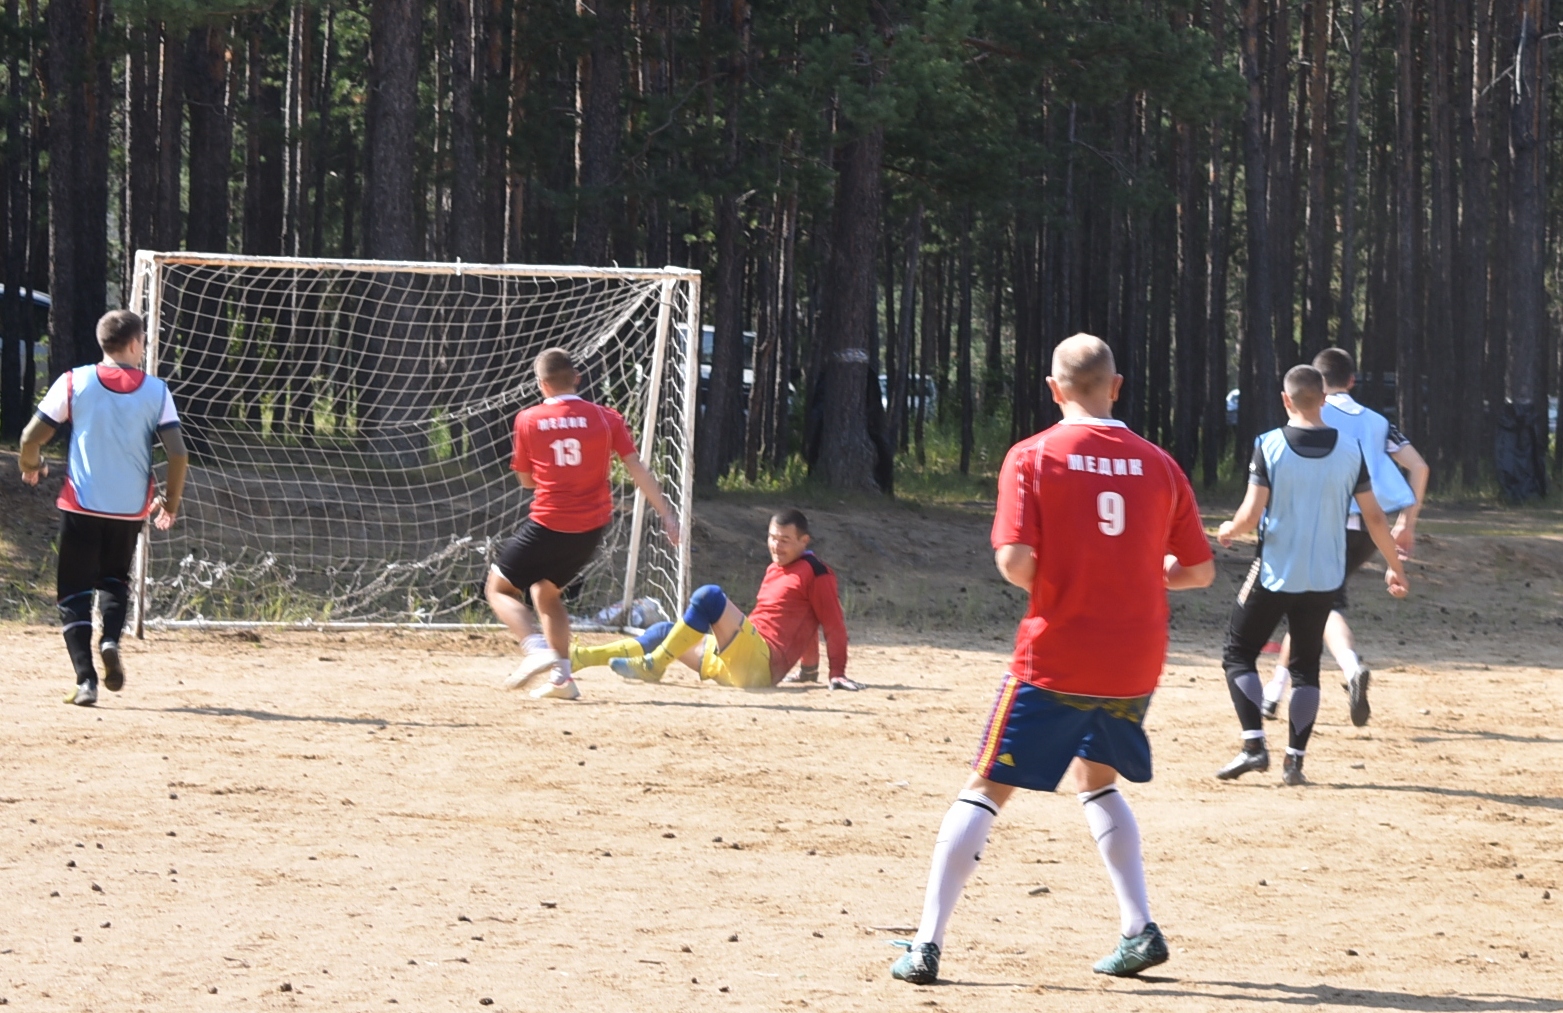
[489,348,678,701]
[890,334,1215,986]
[569,508,856,690]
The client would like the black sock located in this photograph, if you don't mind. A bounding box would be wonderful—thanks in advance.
[98,578,129,645]
[1288,685,1320,753]
[59,591,97,684]
[1226,670,1265,734]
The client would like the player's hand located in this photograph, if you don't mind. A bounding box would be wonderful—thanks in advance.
[151,498,178,531]
[20,459,46,486]
[1384,567,1409,598]
[1217,521,1237,548]
[660,511,681,547]
[1391,522,1415,561]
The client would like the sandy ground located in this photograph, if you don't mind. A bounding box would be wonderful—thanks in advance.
[2,500,1562,1011]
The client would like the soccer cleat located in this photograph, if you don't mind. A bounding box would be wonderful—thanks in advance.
[889,940,940,984]
[828,675,862,692]
[100,641,125,693]
[530,676,581,700]
[1260,697,1279,721]
[610,654,665,683]
[502,649,559,691]
[1345,666,1371,727]
[65,681,98,707]
[1282,753,1307,786]
[1092,922,1169,977]
[1215,745,1270,780]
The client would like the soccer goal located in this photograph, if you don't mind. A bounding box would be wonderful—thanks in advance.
[126,251,700,633]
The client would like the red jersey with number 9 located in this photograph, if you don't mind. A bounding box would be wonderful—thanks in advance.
[991,417,1212,698]
[511,394,638,533]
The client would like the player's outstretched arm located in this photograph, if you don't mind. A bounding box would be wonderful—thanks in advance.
[1217,485,1269,547]
[994,543,1036,589]
[1356,491,1409,598]
[1389,442,1430,559]
[620,452,680,546]
[17,416,55,486]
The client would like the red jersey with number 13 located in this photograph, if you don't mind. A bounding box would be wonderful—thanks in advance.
[991,417,1212,698]
[511,394,638,533]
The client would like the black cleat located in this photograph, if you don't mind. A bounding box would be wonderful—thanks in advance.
[1282,753,1307,786]
[100,641,125,693]
[1216,745,1270,780]
[1261,697,1279,721]
[1345,666,1371,727]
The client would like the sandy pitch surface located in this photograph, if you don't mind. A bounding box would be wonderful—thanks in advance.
[1,611,1560,1012]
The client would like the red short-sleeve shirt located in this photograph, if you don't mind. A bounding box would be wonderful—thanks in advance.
[991,417,1212,698]
[511,395,638,533]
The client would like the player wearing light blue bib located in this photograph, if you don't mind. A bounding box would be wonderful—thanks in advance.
[1265,348,1430,728]
[1214,366,1408,786]
[18,310,188,706]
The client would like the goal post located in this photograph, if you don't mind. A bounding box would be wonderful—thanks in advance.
[127,250,701,633]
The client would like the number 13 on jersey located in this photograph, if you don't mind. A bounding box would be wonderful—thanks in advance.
[1097,490,1125,536]
[551,438,582,466]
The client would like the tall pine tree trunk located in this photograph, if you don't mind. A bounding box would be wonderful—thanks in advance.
[574,0,623,265]
[1240,0,1279,435]
[1300,0,1332,360]
[185,21,232,253]
[1457,0,1491,487]
[47,0,113,375]
[1336,0,1364,355]
[366,0,421,259]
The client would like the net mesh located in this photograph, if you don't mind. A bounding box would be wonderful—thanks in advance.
[129,252,698,628]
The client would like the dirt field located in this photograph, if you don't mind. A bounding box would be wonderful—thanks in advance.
[2,494,1562,1011]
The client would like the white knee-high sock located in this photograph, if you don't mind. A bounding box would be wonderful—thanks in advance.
[1079,786,1150,938]
[1263,664,1290,704]
[912,790,998,949]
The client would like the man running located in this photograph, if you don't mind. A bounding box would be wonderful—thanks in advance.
[18,310,188,705]
[1261,347,1429,726]
[571,508,856,691]
[890,334,1214,985]
[489,347,678,700]
[1217,365,1408,787]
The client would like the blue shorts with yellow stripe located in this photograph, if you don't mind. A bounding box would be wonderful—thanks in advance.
[972,674,1153,791]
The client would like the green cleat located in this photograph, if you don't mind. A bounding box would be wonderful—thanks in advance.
[1092,922,1169,977]
[889,940,939,985]
[610,654,665,683]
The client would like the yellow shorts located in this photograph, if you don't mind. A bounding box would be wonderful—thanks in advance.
[699,618,774,689]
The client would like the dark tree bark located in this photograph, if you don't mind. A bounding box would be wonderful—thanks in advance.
[1174,114,1205,474]
[772,185,798,467]
[817,126,886,491]
[447,0,482,261]
[1300,0,1331,360]
[1240,0,1280,435]
[1456,0,1492,487]
[365,0,422,260]
[185,22,233,253]
[283,1,314,256]
[1499,0,1548,500]
[887,202,921,454]
[125,21,159,264]
[242,24,284,256]
[1394,0,1421,454]
[47,0,114,375]
[155,20,185,251]
[956,207,974,475]
[1425,0,1458,481]
[1336,0,1365,354]
[574,0,625,265]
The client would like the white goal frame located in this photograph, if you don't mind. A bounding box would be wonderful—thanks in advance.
[127,250,701,635]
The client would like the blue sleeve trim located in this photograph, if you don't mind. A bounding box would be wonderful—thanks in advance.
[34,409,62,427]
[156,420,182,432]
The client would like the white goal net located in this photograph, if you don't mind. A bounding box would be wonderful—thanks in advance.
[127,251,700,631]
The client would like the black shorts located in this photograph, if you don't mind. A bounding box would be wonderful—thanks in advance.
[493,518,605,592]
[1333,528,1379,611]
[1224,562,1335,688]
[57,511,142,599]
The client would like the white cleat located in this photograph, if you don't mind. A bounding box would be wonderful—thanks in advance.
[530,677,582,700]
[502,649,559,691]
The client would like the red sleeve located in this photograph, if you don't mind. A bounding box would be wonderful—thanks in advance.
[606,407,638,458]
[1163,452,1214,566]
[991,442,1040,550]
[799,633,820,672]
[808,568,849,680]
[511,411,531,473]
